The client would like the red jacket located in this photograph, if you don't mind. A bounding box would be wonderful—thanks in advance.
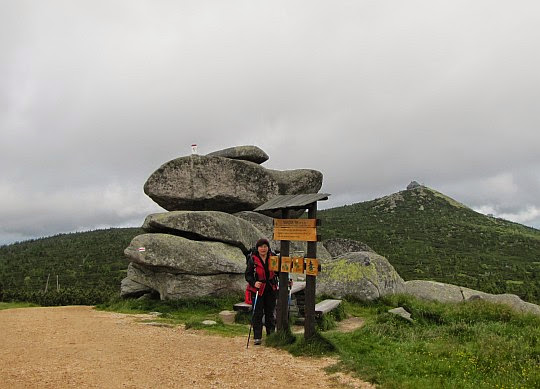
[245,253,278,299]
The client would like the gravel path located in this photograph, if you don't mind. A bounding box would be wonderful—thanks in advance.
[0,306,373,388]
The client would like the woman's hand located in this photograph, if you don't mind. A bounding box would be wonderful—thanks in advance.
[254,281,262,289]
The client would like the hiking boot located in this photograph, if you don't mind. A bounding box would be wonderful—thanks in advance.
[254,339,262,345]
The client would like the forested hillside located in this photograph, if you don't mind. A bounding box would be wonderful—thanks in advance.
[0,228,143,304]
[2,185,540,306]
[319,185,540,304]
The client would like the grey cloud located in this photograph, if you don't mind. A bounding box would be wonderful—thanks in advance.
[1,1,540,244]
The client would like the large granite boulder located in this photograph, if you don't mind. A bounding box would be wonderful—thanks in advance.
[124,233,245,274]
[121,263,246,300]
[144,155,278,213]
[142,211,264,253]
[206,145,269,164]
[405,280,540,316]
[317,251,405,300]
[323,238,374,258]
[123,262,244,300]
[143,154,323,213]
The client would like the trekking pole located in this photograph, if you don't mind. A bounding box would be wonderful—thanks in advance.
[246,288,259,349]
[287,276,292,323]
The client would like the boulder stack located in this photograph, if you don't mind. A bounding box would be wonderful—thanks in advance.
[121,145,323,299]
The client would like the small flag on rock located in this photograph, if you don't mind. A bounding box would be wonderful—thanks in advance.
[138,247,146,252]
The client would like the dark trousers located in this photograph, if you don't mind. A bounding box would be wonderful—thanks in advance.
[251,287,276,339]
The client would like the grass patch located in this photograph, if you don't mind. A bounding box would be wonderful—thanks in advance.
[265,328,296,347]
[0,301,39,310]
[97,295,248,337]
[289,332,337,357]
[326,295,540,388]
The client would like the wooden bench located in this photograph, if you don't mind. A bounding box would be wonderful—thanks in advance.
[233,302,252,312]
[314,299,342,318]
[233,282,307,312]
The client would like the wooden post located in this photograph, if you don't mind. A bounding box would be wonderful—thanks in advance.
[276,209,290,332]
[44,273,50,293]
[304,203,317,339]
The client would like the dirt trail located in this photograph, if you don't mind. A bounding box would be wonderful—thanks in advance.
[0,306,373,388]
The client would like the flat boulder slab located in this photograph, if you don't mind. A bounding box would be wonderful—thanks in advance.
[405,280,540,316]
[404,280,464,303]
[144,155,279,213]
[125,233,245,274]
[323,238,374,258]
[317,251,405,300]
[206,145,269,164]
[142,211,264,253]
[125,262,245,300]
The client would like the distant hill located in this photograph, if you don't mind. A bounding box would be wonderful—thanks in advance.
[2,186,539,305]
[319,185,540,304]
[0,228,143,304]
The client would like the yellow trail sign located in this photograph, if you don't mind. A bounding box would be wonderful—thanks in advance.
[269,256,279,272]
[305,258,319,276]
[273,227,317,242]
[280,257,293,273]
[274,219,317,228]
[291,257,305,274]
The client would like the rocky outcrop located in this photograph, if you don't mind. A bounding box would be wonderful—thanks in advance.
[142,211,264,253]
[143,155,322,213]
[123,145,328,300]
[405,280,540,316]
[323,238,374,258]
[317,251,405,300]
[206,145,269,164]
[407,180,421,190]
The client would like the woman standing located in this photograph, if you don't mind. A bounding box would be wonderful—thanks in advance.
[245,238,278,345]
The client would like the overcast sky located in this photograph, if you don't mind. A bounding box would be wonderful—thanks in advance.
[1,1,539,245]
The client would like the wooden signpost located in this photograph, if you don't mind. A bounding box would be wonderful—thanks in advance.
[254,193,329,340]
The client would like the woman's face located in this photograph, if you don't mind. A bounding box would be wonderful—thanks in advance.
[257,244,269,257]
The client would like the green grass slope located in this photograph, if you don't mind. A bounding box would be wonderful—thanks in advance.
[319,185,540,304]
[0,228,143,304]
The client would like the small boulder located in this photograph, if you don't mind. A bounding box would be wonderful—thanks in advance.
[388,307,413,322]
[219,310,236,324]
[206,145,269,164]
